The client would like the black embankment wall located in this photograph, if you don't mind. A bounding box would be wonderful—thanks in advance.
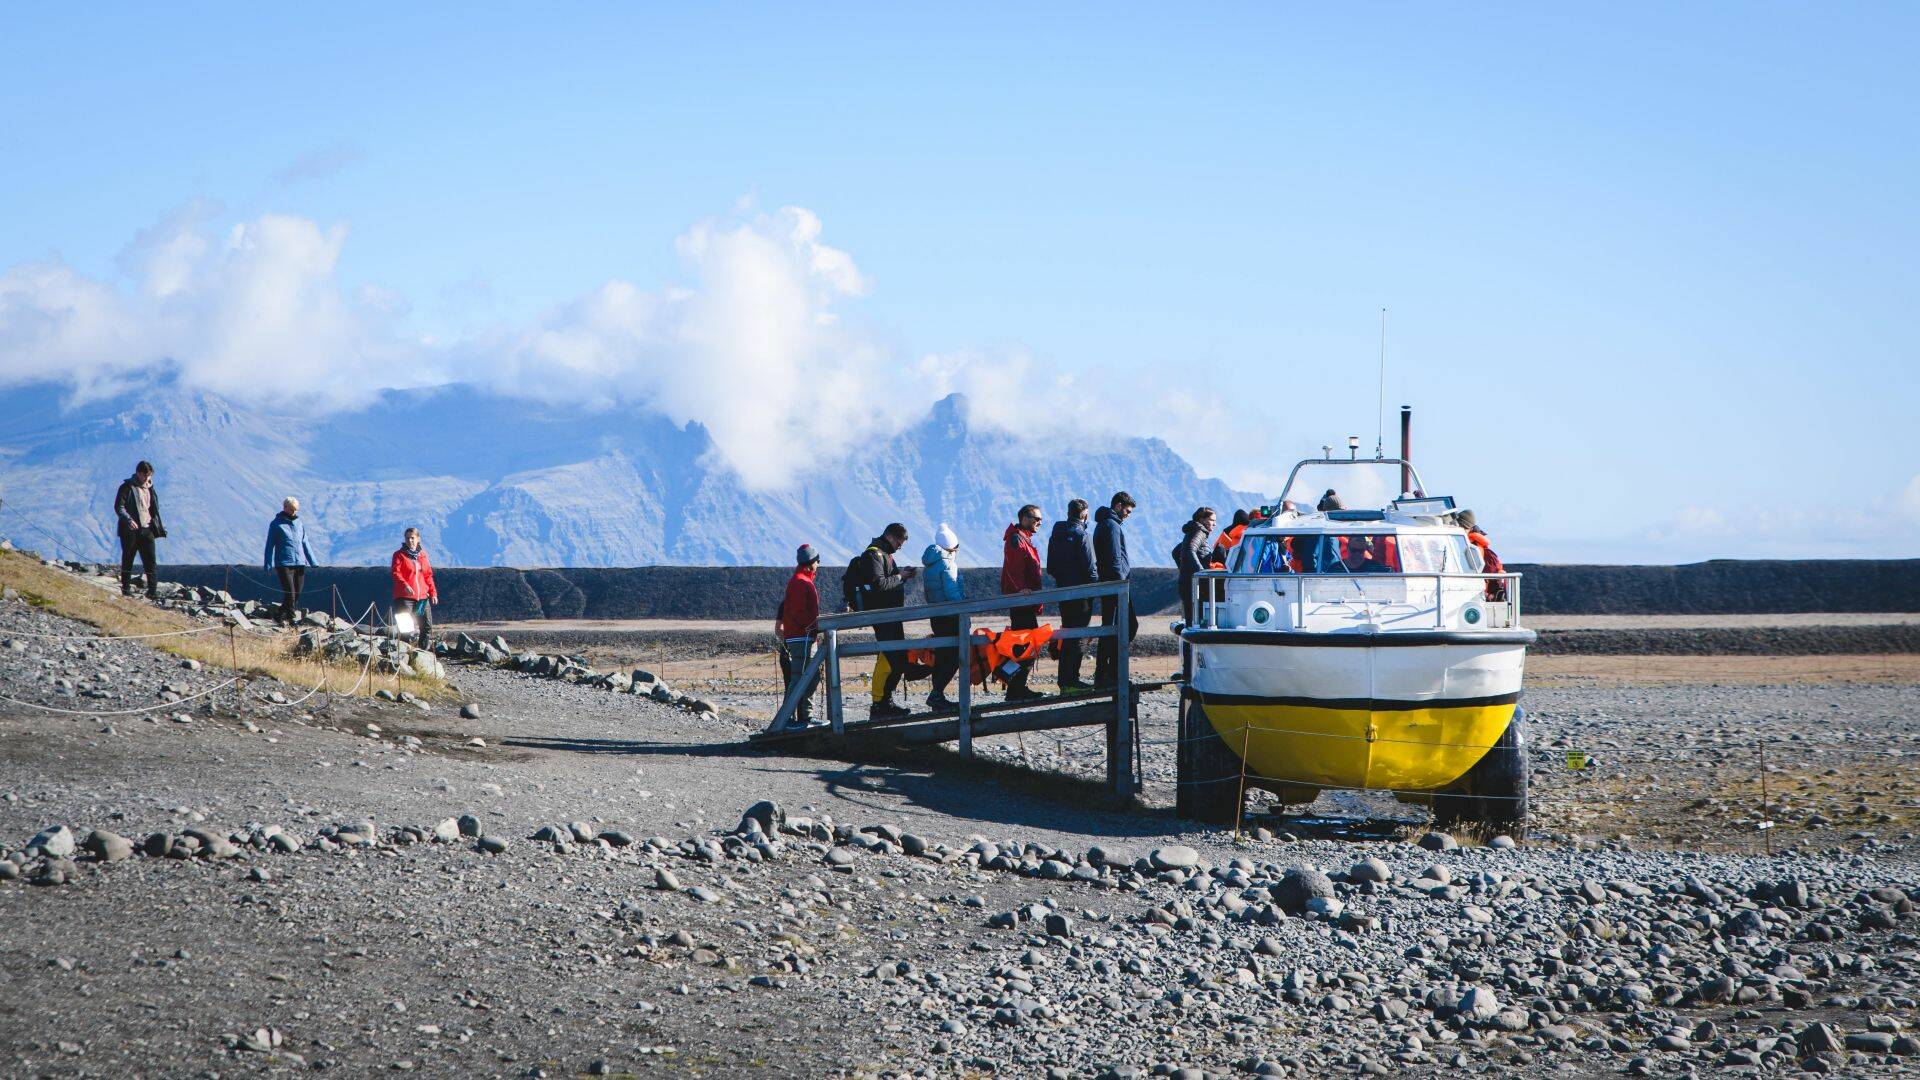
[161,559,1920,623]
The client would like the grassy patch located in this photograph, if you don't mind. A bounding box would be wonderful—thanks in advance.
[0,547,449,700]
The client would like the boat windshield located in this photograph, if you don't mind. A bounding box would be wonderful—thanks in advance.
[1236,533,1473,575]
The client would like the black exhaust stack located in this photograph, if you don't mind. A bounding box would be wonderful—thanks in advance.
[1399,405,1413,495]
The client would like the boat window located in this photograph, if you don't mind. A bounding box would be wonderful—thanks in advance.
[1398,534,1471,573]
[1234,533,1469,575]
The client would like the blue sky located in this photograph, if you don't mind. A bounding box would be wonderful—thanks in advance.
[2,5,1916,562]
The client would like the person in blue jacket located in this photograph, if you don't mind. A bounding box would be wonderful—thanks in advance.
[264,497,320,626]
[1045,498,1097,690]
[1092,490,1137,687]
[920,524,965,711]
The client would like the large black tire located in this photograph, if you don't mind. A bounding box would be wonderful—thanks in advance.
[1433,707,1529,837]
[1176,696,1247,827]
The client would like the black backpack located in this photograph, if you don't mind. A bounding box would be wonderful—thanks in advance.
[842,547,872,610]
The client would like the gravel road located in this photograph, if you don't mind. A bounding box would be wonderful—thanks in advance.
[4,588,1918,1078]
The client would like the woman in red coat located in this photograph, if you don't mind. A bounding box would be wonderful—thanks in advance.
[390,528,439,647]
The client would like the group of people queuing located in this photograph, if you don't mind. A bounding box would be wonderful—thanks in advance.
[773,491,1146,727]
[108,461,439,647]
[774,487,1510,727]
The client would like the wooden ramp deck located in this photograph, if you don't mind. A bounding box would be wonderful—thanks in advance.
[750,580,1159,802]
[749,679,1177,748]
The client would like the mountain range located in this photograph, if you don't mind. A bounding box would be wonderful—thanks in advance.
[0,379,1263,568]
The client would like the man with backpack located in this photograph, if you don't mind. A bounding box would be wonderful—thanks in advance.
[1173,506,1216,625]
[1045,498,1096,691]
[843,523,918,718]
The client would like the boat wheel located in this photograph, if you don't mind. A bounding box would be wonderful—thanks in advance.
[1433,706,1530,838]
[1176,696,1246,827]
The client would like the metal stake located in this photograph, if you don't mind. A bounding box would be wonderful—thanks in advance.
[956,613,972,757]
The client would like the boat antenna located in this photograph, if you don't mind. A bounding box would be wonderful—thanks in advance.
[1374,307,1387,460]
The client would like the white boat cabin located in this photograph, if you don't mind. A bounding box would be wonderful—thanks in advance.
[1189,467,1522,634]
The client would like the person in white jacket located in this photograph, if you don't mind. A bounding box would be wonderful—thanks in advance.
[920,524,964,710]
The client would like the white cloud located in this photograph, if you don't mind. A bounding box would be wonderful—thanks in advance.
[1,208,427,410]
[0,200,1290,494]
[0,203,941,490]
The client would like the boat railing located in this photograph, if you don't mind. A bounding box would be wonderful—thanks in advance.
[1189,570,1522,631]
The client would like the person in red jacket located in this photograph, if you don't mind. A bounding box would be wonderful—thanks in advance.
[390,527,439,647]
[1000,505,1046,701]
[1457,510,1509,601]
[773,544,824,728]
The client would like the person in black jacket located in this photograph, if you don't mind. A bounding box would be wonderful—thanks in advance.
[112,461,166,599]
[1173,507,1216,625]
[842,523,918,718]
[1045,498,1096,690]
[1092,491,1137,688]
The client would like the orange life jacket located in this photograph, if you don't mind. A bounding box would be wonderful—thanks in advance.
[968,625,1055,686]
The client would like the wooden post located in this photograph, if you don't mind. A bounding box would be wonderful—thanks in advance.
[956,613,972,758]
[1110,585,1134,800]
[824,629,843,735]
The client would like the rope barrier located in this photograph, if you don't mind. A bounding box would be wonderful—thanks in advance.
[0,622,228,642]
[0,501,93,562]
[0,677,240,717]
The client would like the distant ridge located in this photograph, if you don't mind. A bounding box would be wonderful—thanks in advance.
[0,379,1261,568]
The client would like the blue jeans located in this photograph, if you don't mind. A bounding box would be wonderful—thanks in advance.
[780,637,820,723]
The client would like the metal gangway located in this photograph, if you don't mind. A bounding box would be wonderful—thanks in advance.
[750,581,1167,802]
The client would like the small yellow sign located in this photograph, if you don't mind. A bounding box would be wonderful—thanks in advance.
[1564,751,1590,771]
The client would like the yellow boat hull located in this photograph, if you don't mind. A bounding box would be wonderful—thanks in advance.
[1200,696,1518,794]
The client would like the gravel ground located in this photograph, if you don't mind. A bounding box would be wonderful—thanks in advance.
[4,588,1919,1078]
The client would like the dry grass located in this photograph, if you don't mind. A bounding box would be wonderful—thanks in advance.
[0,547,448,700]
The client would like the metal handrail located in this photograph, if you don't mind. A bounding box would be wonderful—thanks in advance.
[1274,456,1427,508]
[1189,570,1523,631]
[816,579,1131,632]
[770,577,1138,801]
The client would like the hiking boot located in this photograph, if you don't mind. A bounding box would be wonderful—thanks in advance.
[926,691,956,711]
[1059,678,1095,693]
[1005,685,1044,703]
[870,700,910,719]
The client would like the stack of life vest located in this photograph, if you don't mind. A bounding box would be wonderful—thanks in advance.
[907,624,1055,689]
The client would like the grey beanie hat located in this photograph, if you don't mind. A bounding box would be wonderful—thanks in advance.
[796,544,820,565]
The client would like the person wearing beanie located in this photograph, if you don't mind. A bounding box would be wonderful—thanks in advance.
[920,524,964,710]
[774,544,824,728]
[1455,510,1509,602]
[1000,504,1045,701]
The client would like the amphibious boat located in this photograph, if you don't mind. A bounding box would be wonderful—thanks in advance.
[1175,447,1534,833]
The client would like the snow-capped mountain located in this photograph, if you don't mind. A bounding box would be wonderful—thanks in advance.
[0,379,1264,568]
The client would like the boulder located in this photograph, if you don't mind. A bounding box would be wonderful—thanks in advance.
[1271,867,1336,914]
